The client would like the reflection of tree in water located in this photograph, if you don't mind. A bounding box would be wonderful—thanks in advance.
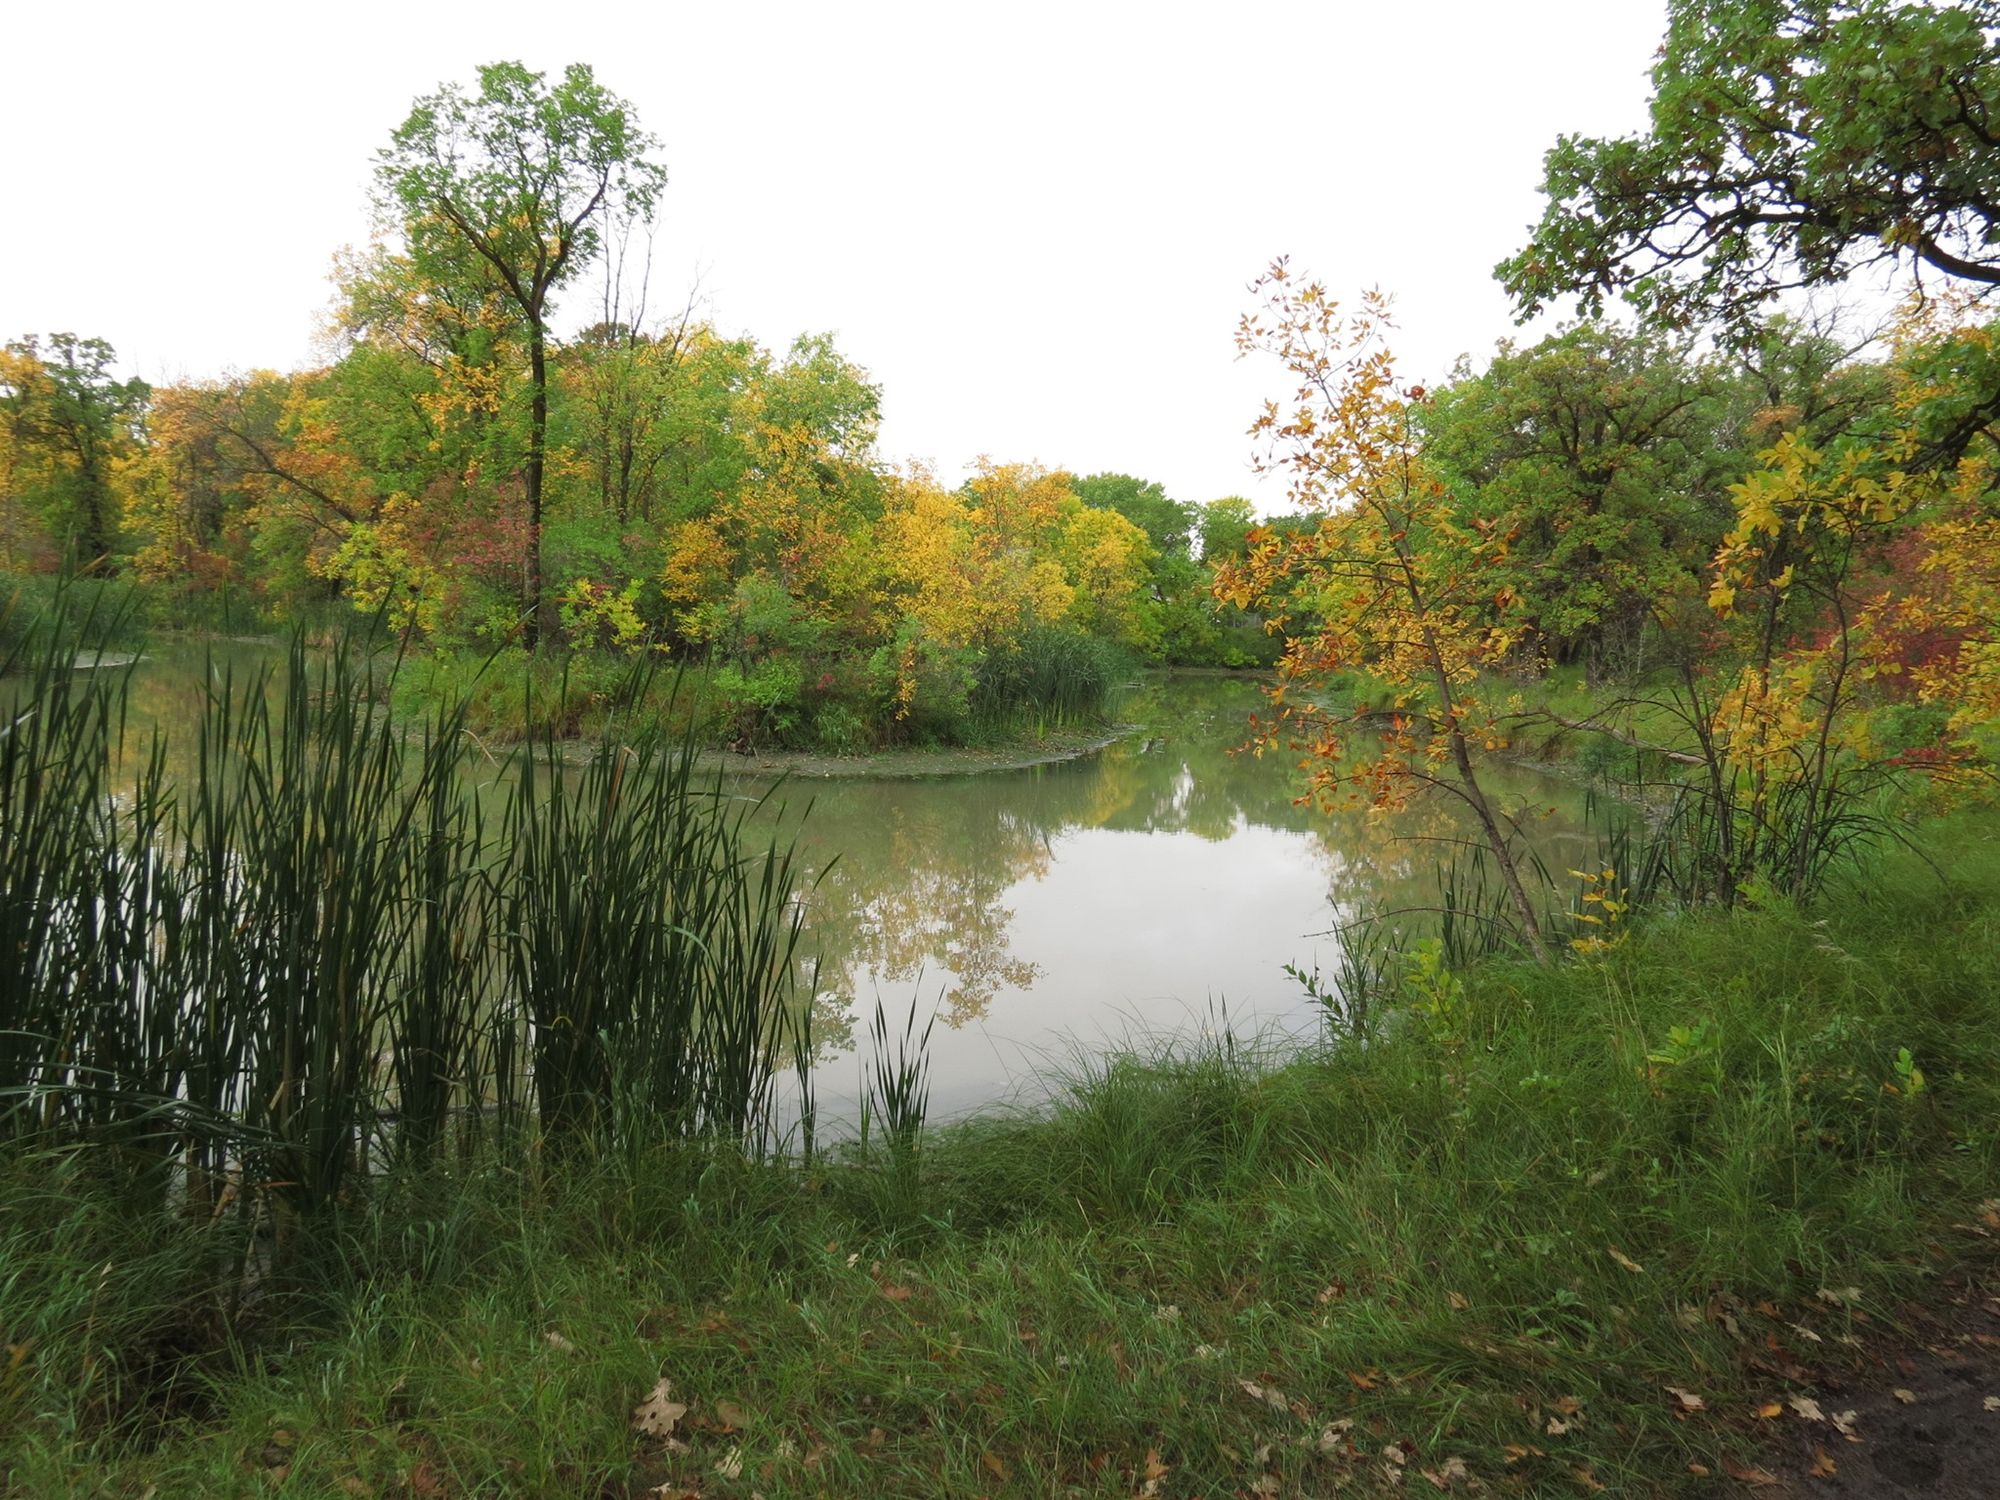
[111,655,1604,1044]
[772,675,1587,1031]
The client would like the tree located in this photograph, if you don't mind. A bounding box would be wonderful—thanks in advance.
[1500,1,2000,335]
[376,61,667,647]
[1421,323,1732,671]
[1216,265,1553,963]
[1072,472,1195,555]
[0,334,148,566]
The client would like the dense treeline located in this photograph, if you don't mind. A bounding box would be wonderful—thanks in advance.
[1219,0,2000,960]
[0,63,1275,751]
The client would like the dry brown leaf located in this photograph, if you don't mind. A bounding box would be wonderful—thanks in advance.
[1143,1448,1170,1481]
[1666,1386,1706,1413]
[1788,1394,1826,1422]
[980,1452,1007,1481]
[712,1398,750,1432]
[1317,1420,1354,1454]
[712,1445,742,1480]
[1446,1291,1469,1311]
[1808,1446,1838,1478]
[631,1379,688,1440]
[1755,1401,1784,1420]
[1347,1368,1380,1390]
[542,1329,576,1353]
[879,1282,913,1302]
[1381,1444,1409,1466]
[1723,1456,1782,1487]
[1545,1418,1571,1436]
[1249,1476,1281,1497]
[1552,1396,1583,1416]
[1831,1409,1859,1439]
[1688,1461,1711,1476]
[1816,1286,1862,1307]
[1420,1455,1471,1489]
[1893,1387,1917,1404]
[1571,1464,1606,1492]
[1985,1395,2000,1413]
[1238,1379,1290,1412]
[1606,1246,1645,1274]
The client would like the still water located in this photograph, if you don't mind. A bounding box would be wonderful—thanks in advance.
[111,646,1603,1120]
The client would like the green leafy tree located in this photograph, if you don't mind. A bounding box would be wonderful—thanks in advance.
[376,61,667,647]
[1072,472,1195,554]
[1500,0,2000,333]
[1422,323,1732,670]
[0,334,148,565]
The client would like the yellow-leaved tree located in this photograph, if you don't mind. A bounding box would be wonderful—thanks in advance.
[1216,263,1551,961]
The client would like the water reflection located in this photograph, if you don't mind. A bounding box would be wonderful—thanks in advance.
[739,675,1603,1116]
[97,649,1606,1118]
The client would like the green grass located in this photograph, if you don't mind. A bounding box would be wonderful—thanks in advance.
[8,812,2000,1496]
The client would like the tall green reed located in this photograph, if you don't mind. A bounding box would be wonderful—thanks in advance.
[1,591,816,1249]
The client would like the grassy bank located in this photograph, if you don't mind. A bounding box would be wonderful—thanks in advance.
[8,813,1999,1497]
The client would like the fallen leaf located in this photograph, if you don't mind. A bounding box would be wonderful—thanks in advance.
[1347,1368,1380,1390]
[1892,1388,1917,1404]
[712,1399,750,1432]
[1381,1444,1409,1466]
[1446,1291,1469,1311]
[1607,1246,1645,1274]
[1317,1280,1347,1303]
[1571,1464,1606,1492]
[632,1379,689,1439]
[713,1445,742,1480]
[542,1330,576,1353]
[1546,1416,1572,1436]
[1831,1409,1859,1439]
[1421,1455,1471,1489]
[1809,1447,1837,1478]
[879,1283,913,1302]
[1239,1379,1290,1412]
[1194,1343,1222,1360]
[1985,1395,2000,1412]
[1154,1304,1181,1324]
[1501,1443,1545,1463]
[1788,1395,1826,1423]
[1667,1386,1706,1413]
[1816,1286,1862,1307]
[981,1452,1008,1481]
[1723,1456,1781,1487]
[1144,1448,1170,1481]
[1756,1402,1784,1420]
[1552,1396,1583,1416]
[1317,1420,1354,1454]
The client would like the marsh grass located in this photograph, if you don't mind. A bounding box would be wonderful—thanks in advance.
[1,590,814,1245]
[9,810,2000,1495]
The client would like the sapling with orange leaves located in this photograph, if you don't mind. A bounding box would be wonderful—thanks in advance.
[1216,262,1551,963]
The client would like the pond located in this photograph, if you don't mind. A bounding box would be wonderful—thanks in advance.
[105,644,1609,1122]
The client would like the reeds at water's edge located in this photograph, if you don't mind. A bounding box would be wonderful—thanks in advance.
[0,593,816,1257]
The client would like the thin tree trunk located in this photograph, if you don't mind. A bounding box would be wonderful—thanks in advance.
[526,323,547,651]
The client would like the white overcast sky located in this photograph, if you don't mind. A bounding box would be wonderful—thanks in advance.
[4,0,1666,509]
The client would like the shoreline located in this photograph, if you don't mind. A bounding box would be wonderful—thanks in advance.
[681,721,1137,780]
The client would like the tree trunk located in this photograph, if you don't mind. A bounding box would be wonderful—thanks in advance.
[526,323,547,651]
